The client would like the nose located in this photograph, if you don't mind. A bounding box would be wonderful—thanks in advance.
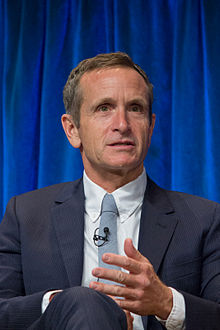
[111,108,130,133]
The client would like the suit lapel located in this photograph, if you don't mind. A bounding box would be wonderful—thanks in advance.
[51,179,85,287]
[138,177,178,272]
[139,178,179,329]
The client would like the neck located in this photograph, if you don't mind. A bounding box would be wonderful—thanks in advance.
[84,166,144,193]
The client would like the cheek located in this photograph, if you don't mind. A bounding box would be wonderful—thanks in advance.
[79,125,94,144]
[81,130,103,156]
[135,124,149,143]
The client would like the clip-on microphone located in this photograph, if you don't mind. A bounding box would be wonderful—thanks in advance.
[93,227,109,247]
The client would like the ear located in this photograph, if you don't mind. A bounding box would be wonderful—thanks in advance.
[147,113,156,148]
[61,114,81,148]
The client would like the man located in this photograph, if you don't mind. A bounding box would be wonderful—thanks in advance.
[0,52,219,329]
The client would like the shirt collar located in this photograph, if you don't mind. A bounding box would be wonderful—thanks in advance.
[83,169,147,223]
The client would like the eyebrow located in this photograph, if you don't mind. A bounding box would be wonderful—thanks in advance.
[93,97,115,106]
[127,98,148,107]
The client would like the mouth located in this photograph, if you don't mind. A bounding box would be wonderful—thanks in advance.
[108,141,135,148]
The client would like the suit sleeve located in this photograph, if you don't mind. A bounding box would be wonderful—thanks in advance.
[0,197,46,329]
[183,202,220,330]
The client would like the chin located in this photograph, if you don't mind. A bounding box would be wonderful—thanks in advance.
[108,157,140,168]
[105,160,140,171]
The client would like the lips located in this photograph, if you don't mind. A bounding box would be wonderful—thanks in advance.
[109,141,134,146]
[108,140,135,147]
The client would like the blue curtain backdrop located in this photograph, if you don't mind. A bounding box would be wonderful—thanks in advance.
[1,0,220,219]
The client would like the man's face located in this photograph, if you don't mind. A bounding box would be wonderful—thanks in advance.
[65,67,155,182]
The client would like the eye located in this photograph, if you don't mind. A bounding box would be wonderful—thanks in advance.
[129,104,142,112]
[97,105,110,112]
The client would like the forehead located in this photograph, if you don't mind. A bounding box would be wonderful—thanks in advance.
[79,67,149,100]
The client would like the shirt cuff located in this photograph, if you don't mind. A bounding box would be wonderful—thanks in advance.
[42,290,62,313]
[156,287,185,330]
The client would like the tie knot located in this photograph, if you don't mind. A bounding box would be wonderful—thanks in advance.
[101,194,118,215]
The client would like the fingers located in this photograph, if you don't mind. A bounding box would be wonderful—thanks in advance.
[91,238,154,288]
[89,280,137,300]
[99,239,151,271]
[95,253,140,274]
[92,267,135,286]
[97,240,151,275]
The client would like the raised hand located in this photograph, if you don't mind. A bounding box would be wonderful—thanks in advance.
[90,238,173,320]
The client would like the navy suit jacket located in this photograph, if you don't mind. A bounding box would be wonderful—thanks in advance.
[0,177,220,329]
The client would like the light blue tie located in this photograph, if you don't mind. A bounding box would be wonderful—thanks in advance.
[98,194,120,283]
